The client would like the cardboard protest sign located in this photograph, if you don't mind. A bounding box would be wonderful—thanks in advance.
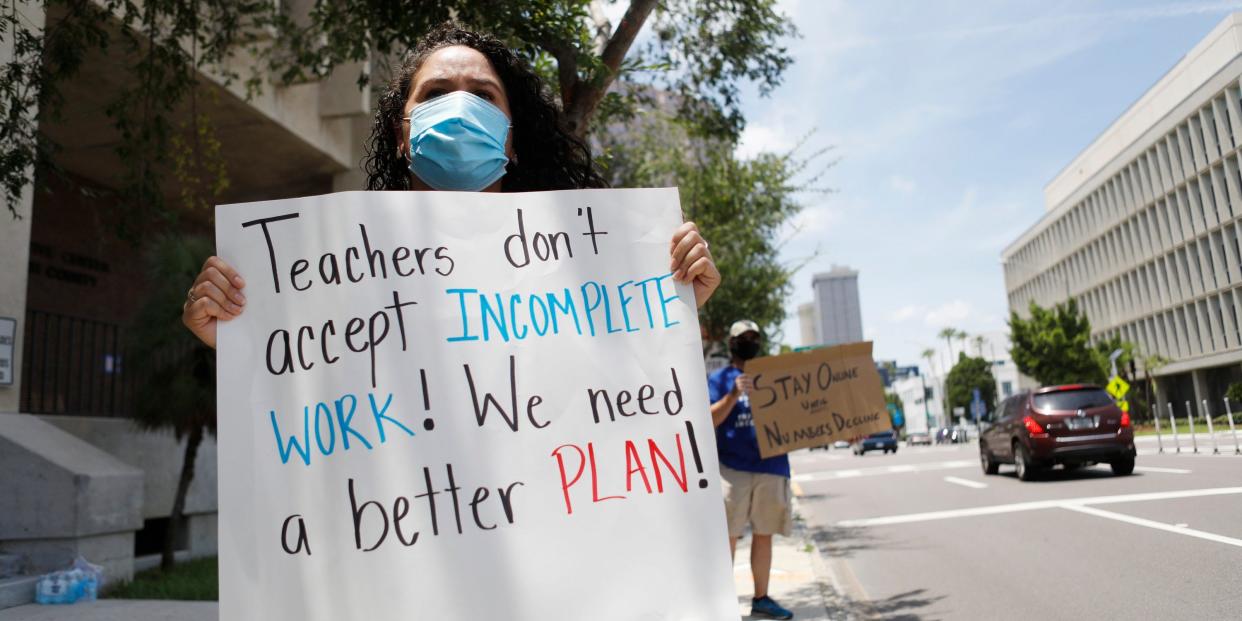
[214,189,736,621]
[746,342,890,458]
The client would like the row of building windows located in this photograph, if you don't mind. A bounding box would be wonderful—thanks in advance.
[1006,80,1242,363]
[1010,153,1242,308]
[1008,81,1242,287]
[1098,285,1242,365]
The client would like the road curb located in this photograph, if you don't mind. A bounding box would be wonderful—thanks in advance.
[791,493,873,620]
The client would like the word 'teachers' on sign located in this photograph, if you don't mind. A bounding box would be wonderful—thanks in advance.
[746,342,892,458]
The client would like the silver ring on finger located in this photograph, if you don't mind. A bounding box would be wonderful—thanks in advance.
[187,286,198,304]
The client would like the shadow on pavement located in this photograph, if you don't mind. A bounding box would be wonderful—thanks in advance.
[737,581,832,620]
[810,524,882,559]
[795,492,837,502]
[997,468,1143,483]
[864,588,946,621]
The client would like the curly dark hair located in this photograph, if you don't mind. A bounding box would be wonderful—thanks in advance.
[364,23,607,192]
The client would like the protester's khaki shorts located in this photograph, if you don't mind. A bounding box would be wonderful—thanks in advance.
[720,465,793,538]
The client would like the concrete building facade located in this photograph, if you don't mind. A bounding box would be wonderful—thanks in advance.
[1003,13,1242,412]
[0,2,371,607]
[797,302,818,348]
[810,265,864,347]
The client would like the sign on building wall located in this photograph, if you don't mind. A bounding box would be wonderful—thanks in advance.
[0,317,14,386]
[215,189,736,621]
[746,342,891,458]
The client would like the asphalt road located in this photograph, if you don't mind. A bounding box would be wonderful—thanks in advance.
[790,434,1242,621]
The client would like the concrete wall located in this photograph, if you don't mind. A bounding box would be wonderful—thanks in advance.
[0,414,143,584]
[40,417,217,520]
[0,414,222,609]
[0,1,43,414]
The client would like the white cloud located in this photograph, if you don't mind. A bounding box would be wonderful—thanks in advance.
[889,304,923,322]
[889,174,917,195]
[780,201,843,240]
[736,123,796,159]
[924,300,973,327]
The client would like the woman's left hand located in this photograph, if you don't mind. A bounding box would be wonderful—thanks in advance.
[670,221,721,308]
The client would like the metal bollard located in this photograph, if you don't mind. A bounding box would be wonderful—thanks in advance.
[1202,399,1220,454]
[1186,400,1199,454]
[1168,402,1181,453]
[1227,398,1242,455]
[1153,406,1164,453]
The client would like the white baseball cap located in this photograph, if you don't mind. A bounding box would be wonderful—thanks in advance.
[729,319,761,338]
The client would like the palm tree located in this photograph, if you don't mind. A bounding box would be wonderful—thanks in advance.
[937,327,958,381]
[128,234,217,571]
[1142,353,1171,423]
[955,329,969,361]
[938,327,956,361]
[921,348,937,372]
[973,335,987,358]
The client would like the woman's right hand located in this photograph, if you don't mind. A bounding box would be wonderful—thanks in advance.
[182,256,246,349]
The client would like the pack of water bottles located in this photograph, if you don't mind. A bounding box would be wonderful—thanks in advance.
[34,557,103,605]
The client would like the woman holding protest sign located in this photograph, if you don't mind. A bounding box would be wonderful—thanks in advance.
[182,23,720,347]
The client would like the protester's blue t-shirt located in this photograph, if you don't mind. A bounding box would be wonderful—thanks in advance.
[708,365,790,477]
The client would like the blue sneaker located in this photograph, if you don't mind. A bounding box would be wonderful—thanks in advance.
[751,595,794,619]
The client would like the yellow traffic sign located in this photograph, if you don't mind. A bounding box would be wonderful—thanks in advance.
[1106,375,1130,399]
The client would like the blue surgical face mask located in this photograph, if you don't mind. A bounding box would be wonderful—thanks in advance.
[405,90,511,191]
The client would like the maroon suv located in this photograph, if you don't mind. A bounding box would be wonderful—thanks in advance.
[979,385,1135,481]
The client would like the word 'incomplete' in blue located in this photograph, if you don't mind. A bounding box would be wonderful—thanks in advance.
[447,272,680,343]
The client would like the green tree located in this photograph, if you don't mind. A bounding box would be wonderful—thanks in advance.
[1227,382,1242,404]
[944,352,996,420]
[603,112,829,343]
[127,234,217,571]
[1009,299,1135,386]
[1129,351,1169,422]
[2,0,797,220]
[270,0,795,140]
[1097,335,1137,377]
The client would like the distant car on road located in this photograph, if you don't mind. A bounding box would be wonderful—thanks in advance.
[854,430,898,455]
[979,385,1135,481]
[832,440,851,450]
[906,432,931,446]
[950,425,969,443]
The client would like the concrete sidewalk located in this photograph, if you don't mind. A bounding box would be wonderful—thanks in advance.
[0,600,217,620]
[732,497,859,621]
[1,502,849,621]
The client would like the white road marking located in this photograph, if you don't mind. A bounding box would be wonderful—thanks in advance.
[793,459,975,482]
[1086,464,1191,474]
[1061,505,1242,548]
[943,476,988,489]
[1133,466,1192,474]
[837,486,1242,527]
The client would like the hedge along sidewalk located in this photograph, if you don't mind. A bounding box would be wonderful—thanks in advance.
[104,557,218,601]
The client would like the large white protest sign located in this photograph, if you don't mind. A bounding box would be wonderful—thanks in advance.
[215,189,737,620]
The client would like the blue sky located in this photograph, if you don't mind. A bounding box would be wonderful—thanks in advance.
[732,0,1242,365]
